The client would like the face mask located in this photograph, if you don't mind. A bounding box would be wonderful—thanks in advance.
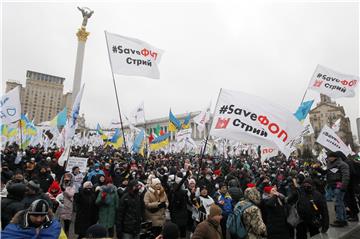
[304,185,312,192]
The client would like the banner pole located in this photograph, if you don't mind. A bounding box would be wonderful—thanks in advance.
[197,89,222,180]
[104,31,128,152]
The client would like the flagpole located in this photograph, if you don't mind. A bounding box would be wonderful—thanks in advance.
[197,89,222,180]
[143,102,149,159]
[18,120,23,150]
[300,89,308,106]
[104,31,128,152]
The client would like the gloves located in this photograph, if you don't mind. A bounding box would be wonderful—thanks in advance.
[158,201,166,209]
[101,192,107,200]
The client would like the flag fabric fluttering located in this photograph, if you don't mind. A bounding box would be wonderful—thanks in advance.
[96,123,108,141]
[131,129,145,154]
[193,102,211,132]
[150,132,170,151]
[182,113,191,129]
[210,89,304,158]
[70,85,85,128]
[294,100,314,122]
[331,118,341,132]
[0,86,21,124]
[105,31,163,79]
[131,102,145,124]
[50,107,67,127]
[108,128,124,149]
[308,65,359,98]
[168,110,182,132]
[316,125,351,156]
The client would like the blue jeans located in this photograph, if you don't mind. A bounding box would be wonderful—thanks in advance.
[334,188,346,221]
[325,186,334,201]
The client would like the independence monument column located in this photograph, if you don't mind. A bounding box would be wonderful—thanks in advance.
[72,7,93,104]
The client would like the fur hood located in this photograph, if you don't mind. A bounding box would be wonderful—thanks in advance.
[10,209,55,229]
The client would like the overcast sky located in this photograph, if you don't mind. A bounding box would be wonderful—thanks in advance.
[2,0,359,134]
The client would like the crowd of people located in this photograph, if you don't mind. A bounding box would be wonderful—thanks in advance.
[1,142,360,239]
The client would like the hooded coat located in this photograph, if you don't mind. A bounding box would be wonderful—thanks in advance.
[238,187,267,239]
[95,184,119,229]
[144,184,169,227]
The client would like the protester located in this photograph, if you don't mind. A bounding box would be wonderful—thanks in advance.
[326,151,350,227]
[144,177,169,237]
[75,181,98,239]
[95,182,119,237]
[116,179,144,239]
[1,183,27,229]
[191,204,223,239]
[1,199,67,239]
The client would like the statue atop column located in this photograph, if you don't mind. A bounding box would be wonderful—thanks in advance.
[77,7,94,28]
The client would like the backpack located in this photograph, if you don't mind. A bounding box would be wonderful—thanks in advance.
[226,201,253,239]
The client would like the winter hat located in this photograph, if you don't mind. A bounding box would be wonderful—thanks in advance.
[48,181,61,192]
[28,199,49,215]
[151,178,161,187]
[162,222,180,239]
[83,181,93,189]
[209,204,222,218]
[264,186,273,194]
[86,224,107,238]
[199,185,208,191]
[247,183,256,188]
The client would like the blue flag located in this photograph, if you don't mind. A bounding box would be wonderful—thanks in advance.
[132,129,145,153]
[294,100,314,122]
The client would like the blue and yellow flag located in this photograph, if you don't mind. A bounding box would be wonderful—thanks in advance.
[108,128,124,149]
[150,132,170,151]
[132,129,145,154]
[294,100,314,122]
[50,107,67,127]
[20,114,37,136]
[168,110,181,132]
[182,113,191,129]
[96,123,108,141]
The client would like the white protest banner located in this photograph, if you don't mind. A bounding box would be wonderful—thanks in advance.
[316,125,351,156]
[210,89,303,158]
[260,146,278,162]
[65,157,88,173]
[308,65,358,98]
[1,86,21,124]
[176,128,192,142]
[105,31,163,79]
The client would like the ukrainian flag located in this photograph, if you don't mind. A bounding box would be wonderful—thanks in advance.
[150,132,170,151]
[50,107,67,127]
[294,100,314,122]
[168,110,181,132]
[7,127,17,138]
[108,128,124,149]
[182,113,191,129]
[96,123,108,141]
[1,124,8,137]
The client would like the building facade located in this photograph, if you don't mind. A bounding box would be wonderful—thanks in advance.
[306,94,354,151]
[5,70,73,124]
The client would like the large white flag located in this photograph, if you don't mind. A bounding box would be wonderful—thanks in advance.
[193,102,211,132]
[105,31,163,79]
[316,125,351,156]
[308,65,358,98]
[1,86,21,124]
[210,89,304,158]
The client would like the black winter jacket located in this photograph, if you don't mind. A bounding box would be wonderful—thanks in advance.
[116,191,144,236]
[1,183,26,229]
[326,158,350,190]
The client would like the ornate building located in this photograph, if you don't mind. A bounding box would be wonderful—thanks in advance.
[306,94,354,151]
[5,70,73,124]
